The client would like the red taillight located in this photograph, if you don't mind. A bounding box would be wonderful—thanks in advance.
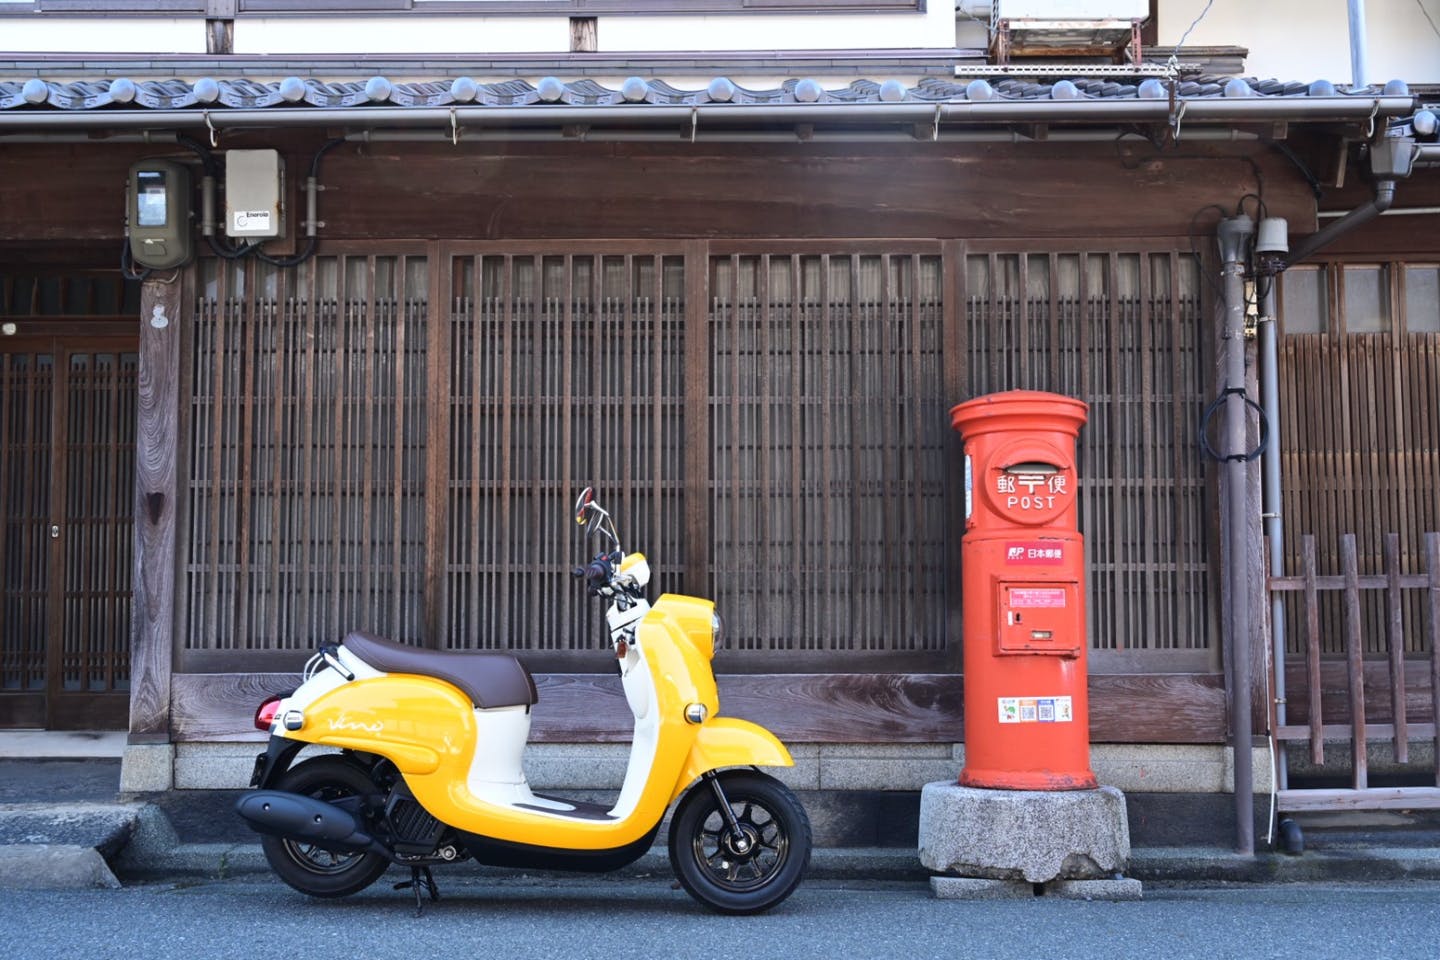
[254,695,284,732]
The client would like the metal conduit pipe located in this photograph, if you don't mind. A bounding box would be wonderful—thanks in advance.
[1218,214,1256,856]
[0,96,1416,132]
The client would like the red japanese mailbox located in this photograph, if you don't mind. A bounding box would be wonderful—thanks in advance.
[950,390,1096,791]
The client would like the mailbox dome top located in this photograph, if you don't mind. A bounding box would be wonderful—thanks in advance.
[950,390,1088,439]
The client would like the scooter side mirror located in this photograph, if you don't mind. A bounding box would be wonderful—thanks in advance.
[574,487,595,526]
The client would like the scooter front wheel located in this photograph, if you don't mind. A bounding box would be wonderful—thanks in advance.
[260,755,392,899]
[668,770,811,915]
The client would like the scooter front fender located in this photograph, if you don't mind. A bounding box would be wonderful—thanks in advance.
[671,717,794,804]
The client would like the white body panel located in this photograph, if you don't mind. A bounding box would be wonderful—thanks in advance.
[276,594,662,825]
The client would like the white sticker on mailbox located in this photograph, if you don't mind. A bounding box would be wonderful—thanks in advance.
[998,696,1073,724]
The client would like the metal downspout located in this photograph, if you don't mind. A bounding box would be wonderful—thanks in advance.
[1218,215,1256,856]
[1257,270,1285,793]
[1284,180,1396,268]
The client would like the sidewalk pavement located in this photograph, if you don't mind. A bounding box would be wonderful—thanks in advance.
[4,736,1440,893]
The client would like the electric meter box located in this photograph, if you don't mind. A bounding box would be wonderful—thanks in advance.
[127,159,193,270]
[225,149,285,240]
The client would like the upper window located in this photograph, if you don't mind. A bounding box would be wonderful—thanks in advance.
[1280,261,1440,335]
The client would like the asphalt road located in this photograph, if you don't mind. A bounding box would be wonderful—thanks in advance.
[2,876,1435,960]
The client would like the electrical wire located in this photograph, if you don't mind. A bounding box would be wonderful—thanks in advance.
[119,240,151,282]
[1416,0,1440,42]
[1169,0,1217,66]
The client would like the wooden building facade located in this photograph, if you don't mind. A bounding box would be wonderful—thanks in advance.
[1,72,1438,835]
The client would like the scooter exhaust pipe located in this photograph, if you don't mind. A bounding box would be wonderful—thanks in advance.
[236,790,389,857]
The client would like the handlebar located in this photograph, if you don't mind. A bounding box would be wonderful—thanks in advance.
[572,555,616,596]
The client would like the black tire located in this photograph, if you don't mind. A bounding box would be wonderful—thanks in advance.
[668,770,811,915]
[259,755,392,898]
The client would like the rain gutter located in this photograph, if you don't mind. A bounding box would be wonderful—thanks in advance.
[0,95,1416,132]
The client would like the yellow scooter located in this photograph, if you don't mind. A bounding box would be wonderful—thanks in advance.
[237,488,811,914]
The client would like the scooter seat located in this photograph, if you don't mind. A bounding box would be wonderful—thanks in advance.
[341,632,539,710]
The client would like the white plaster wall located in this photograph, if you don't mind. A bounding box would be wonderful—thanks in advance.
[0,19,206,54]
[598,3,957,52]
[232,17,570,55]
[1158,0,1440,85]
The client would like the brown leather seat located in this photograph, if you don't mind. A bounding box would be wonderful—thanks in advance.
[341,632,538,710]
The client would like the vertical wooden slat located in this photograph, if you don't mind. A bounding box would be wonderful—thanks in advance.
[328,258,348,636]
[560,255,574,647]
[941,240,965,652]
[1341,534,1368,789]
[760,255,776,647]
[299,258,319,643]
[47,346,70,712]
[467,256,483,647]
[0,354,12,688]
[235,264,259,649]
[1425,532,1440,787]
[390,258,407,640]
[1384,532,1408,761]
[1303,535,1324,765]
[268,271,289,643]
[359,256,378,627]
[683,241,710,598]
[787,254,805,646]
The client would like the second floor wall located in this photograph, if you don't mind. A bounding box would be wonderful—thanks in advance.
[1,1,1437,85]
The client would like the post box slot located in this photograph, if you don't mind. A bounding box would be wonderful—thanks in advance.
[997,580,1082,656]
[1003,461,1060,475]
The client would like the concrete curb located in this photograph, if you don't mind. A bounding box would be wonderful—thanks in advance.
[10,799,1440,889]
[0,844,122,889]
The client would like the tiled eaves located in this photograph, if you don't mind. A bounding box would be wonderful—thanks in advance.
[0,73,1413,113]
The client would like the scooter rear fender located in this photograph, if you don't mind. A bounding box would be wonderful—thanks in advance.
[671,717,794,804]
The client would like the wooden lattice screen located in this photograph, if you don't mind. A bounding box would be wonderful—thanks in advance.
[182,253,430,663]
[708,252,950,664]
[445,252,687,658]
[1278,263,1440,657]
[960,250,1217,666]
[1,351,53,692]
[61,351,136,693]
[2,345,134,724]
[181,242,1218,671]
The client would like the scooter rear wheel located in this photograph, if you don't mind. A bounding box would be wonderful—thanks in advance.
[668,770,811,915]
[260,755,392,899]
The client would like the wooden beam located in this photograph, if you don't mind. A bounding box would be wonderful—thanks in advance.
[169,670,1226,744]
[128,274,183,742]
[1277,787,1440,812]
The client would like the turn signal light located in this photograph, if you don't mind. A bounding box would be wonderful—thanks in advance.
[253,695,284,732]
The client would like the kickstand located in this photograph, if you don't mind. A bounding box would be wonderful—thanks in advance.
[394,865,441,917]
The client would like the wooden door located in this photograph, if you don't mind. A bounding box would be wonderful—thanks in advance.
[0,336,136,728]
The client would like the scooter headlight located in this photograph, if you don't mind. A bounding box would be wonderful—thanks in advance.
[710,610,724,656]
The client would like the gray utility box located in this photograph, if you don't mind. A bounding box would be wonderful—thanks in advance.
[225,149,285,240]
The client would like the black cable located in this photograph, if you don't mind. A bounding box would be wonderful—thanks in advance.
[252,138,345,268]
[1261,137,1324,202]
[1198,386,1270,463]
[119,241,152,282]
[1237,193,1268,222]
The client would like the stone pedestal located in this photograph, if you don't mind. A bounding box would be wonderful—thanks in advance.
[918,781,1131,884]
